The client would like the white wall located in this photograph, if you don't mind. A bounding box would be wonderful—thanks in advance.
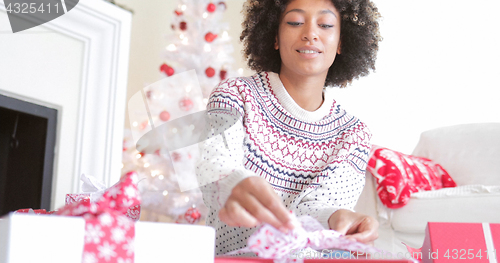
[332,0,500,153]
[118,0,500,154]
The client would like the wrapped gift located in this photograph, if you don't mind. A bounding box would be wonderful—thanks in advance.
[66,193,141,221]
[223,214,415,263]
[0,172,215,263]
[406,222,500,263]
[57,171,140,263]
[66,173,141,221]
[0,213,216,263]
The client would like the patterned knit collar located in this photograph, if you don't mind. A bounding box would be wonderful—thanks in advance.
[266,71,334,123]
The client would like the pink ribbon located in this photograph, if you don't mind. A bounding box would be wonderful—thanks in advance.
[57,171,141,263]
[227,214,385,260]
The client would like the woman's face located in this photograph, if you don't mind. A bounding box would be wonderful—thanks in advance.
[276,0,341,79]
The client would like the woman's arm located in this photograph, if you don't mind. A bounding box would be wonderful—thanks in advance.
[196,78,294,232]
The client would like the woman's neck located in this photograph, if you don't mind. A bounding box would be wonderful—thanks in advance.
[278,70,326,112]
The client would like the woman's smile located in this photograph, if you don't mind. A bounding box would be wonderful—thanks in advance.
[296,46,322,59]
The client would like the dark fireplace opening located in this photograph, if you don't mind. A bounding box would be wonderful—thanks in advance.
[0,94,57,217]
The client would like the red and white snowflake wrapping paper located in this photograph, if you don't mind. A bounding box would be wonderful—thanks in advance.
[66,176,141,221]
[57,171,141,263]
[226,214,393,262]
[66,194,92,205]
[14,208,56,215]
[66,194,141,221]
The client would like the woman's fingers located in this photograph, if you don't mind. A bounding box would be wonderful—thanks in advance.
[219,177,294,232]
[328,209,353,235]
[257,192,296,231]
[219,199,259,228]
[243,177,295,232]
[328,209,379,244]
[218,207,237,226]
[345,216,379,244]
[245,195,290,232]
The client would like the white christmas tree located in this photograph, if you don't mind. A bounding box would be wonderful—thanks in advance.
[161,0,238,98]
[121,0,239,224]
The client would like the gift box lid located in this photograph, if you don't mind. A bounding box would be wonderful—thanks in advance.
[0,213,86,263]
[421,222,500,263]
[135,220,215,262]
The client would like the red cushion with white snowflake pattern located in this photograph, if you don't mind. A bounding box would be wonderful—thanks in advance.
[367,145,457,208]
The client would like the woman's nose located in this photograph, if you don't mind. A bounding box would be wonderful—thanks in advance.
[302,23,318,42]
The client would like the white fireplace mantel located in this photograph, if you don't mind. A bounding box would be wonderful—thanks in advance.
[0,0,131,209]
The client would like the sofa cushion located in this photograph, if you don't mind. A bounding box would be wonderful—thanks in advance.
[390,185,500,234]
[412,123,500,186]
[367,145,456,208]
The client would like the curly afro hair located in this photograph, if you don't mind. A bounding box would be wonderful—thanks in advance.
[240,0,382,88]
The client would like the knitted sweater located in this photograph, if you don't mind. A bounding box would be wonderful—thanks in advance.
[196,71,371,255]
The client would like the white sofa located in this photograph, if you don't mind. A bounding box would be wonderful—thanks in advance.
[354,123,500,253]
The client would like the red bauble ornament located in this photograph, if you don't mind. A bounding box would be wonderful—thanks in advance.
[179,21,187,31]
[160,63,175,76]
[179,97,194,111]
[174,10,183,16]
[207,3,216,12]
[204,32,217,43]
[160,63,168,72]
[205,67,216,78]
[166,67,174,76]
[220,70,227,80]
[184,207,201,224]
[159,110,170,121]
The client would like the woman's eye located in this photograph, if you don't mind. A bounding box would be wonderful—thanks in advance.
[320,24,334,28]
[287,22,302,26]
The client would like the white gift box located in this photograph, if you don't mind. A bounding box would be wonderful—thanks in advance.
[0,213,215,263]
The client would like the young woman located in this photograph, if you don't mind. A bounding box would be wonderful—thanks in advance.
[196,0,382,255]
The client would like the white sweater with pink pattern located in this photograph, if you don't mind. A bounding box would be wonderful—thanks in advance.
[195,71,371,255]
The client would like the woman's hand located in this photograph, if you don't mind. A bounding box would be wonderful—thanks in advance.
[218,176,295,233]
[328,209,379,245]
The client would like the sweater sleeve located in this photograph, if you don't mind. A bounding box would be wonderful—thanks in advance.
[195,78,258,211]
[294,122,372,229]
